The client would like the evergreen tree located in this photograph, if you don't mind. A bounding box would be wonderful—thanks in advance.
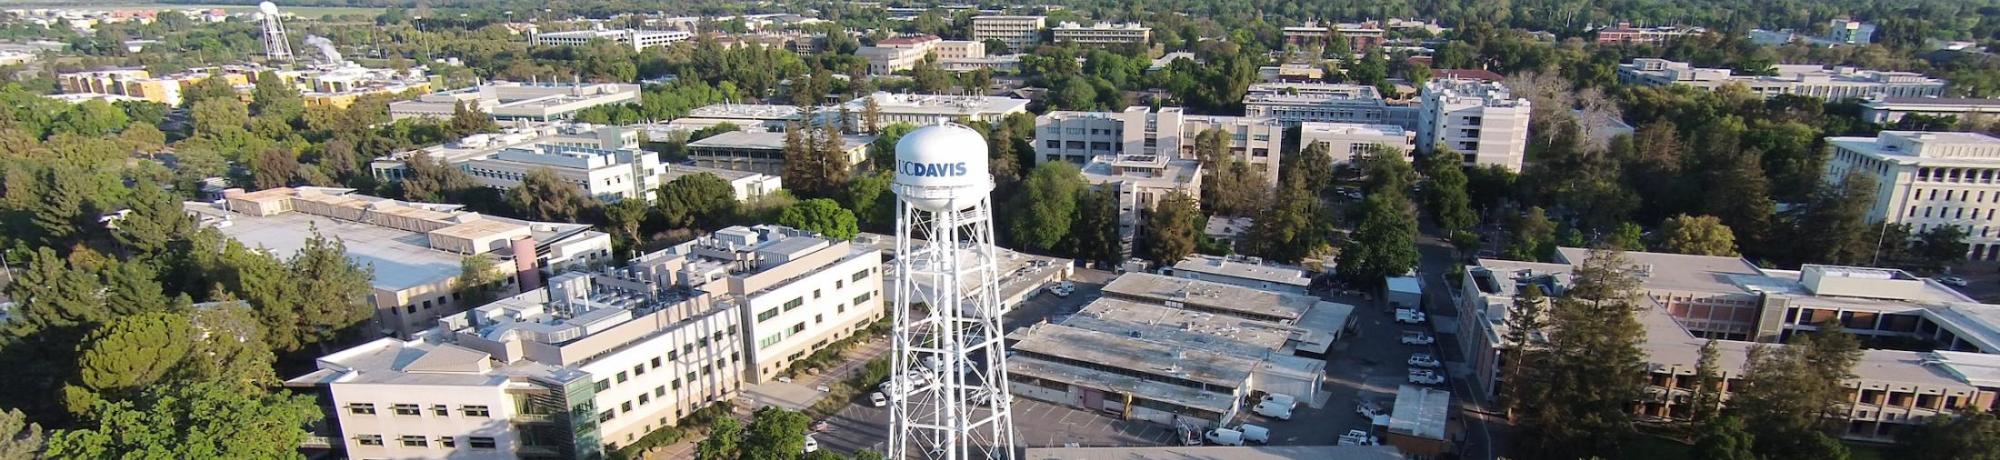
[1010,162,1085,252]
[1733,327,1861,460]
[1689,339,1724,423]
[782,124,818,196]
[1915,224,1970,268]
[1065,188,1122,266]
[1693,416,1758,460]
[1335,192,1419,285]
[1701,148,1775,251]
[742,407,811,460]
[30,165,91,248]
[1140,192,1201,266]
[1244,173,1326,264]
[66,312,196,416]
[1507,207,1556,262]
[778,199,858,241]
[655,173,740,230]
[1787,172,1879,266]
[842,170,894,233]
[695,416,741,460]
[1426,150,1477,236]
[816,126,852,194]
[861,97,882,135]
[0,409,42,460]
[113,181,194,257]
[248,71,303,121]
[44,382,322,460]
[1512,249,1648,459]
[509,168,597,223]
[1499,284,1546,415]
[281,231,374,353]
[1895,411,2000,460]
[1658,214,1739,256]
[251,148,299,190]
[447,101,496,138]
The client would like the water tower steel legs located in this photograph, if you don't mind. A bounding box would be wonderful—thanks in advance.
[888,195,1017,460]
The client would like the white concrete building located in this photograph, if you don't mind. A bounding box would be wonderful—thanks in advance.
[1298,122,1416,164]
[1033,107,1283,188]
[1083,154,1203,257]
[1823,131,2000,259]
[684,130,870,176]
[628,226,885,384]
[532,28,692,52]
[286,269,745,459]
[1861,97,2000,125]
[1618,58,1947,100]
[971,15,1046,51]
[461,143,663,203]
[390,81,640,122]
[1165,254,1313,295]
[660,165,783,202]
[186,187,613,339]
[838,92,1029,128]
[370,123,638,186]
[1051,21,1151,46]
[1243,82,1420,129]
[1418,79,1531,171]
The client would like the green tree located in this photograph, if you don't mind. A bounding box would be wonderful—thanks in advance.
[1065,188,1122,266]
[1499,284,1546,416]
[861,97,882,135]
[1658,214,1739,256]
[1607,223,1645,251]
[279,231,374,353]
[66,312,195,415]
[1733,327,1862,460]
[603,198,650,256]
[742,406,811,460]
[656,173,739,230]
[1141,192,1201,266]
[1916,224,1970,268]
[1244,173,1327,264]
[454,254,508,307]
[113,180,195,257]
[866,123,916,168]
[53,100,129,137]
[1426,150,1476,235]
[1689,339,1724,423]
[248,71,302,121]
[1692,416,1758,460]
[843,170,894,232]
[1507,207,1556,262]
[778,199,859,241]
[447,100,496,138]
[1895,411,2000,460]
[250,148,298,190]
[0,408,42,460]
[179,76,236,109]
[510,168,597,223]
[695,416,741,460]
[30,165,93,248]
[1010,162,1086,252]
[1512,249,1647,459]
[1337,192,1420,285]
[1787,172,1879,266]
[45,383,322,460]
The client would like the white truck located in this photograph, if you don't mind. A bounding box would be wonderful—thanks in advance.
[1395,308,1427,324]
[1338,429,1379,446]
[1204,428,1245,446]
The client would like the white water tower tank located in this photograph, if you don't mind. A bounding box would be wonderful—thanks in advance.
[258,1,280,16]
[893,123,992,212]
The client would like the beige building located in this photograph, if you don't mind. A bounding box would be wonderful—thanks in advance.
[1618,58,1947,100]
[684,130,870,176]
[628,226,886,383]
[185,187,614,338]
[1051,21,1151,46]
[838,92,1029,129]
[390,81,640,122]
[1825,131,2000,260]
[1455,249,2000,442]
[1297,122,1416,165]
[1035,107,1284,188]
[971,15,1046,51]
[286,270,745,459]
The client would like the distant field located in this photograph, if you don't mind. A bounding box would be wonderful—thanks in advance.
[0,3,385,18]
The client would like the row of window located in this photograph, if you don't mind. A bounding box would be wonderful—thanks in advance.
[597,363,732,423]
[355,434,495,450]
[348,403,489,418]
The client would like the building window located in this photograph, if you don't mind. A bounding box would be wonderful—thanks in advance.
[596,380,611,391]
[816,314,824,324]
[600,410,616,422]
[622,401,634,413]
[853,270,869,282]
[401,435,428,447]
[469,437,497,449]
[813,289,822,299]
[791,323,806,335]
[440,436,456,448]
[634,364,646,376]
[348,403,376,415]
[655,386,666,397]
[673,379,683,390]
[432,404,448,416]
[757,307,780,322]
[784,297,804,311]
[462,405,490,417]
[854,292,873,305]
[356,434,384,446]
[392,404,421,416]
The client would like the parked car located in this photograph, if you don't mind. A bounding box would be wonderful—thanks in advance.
[1408,369,1445,385]
[869,392,888,407]
[1939,276,1970,287]
[1355,401,1385,420]
[1395,308,1427,324]
[1252,399,1294,420]
[1337,429,1380,446]
[1408,353,1442,368]
[1204,428,1245,446]
[803,435,819,453]
[1237,424,1271,444]
[1400,331,1436,346]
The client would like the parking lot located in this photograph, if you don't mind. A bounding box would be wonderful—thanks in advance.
[811,267,1462,456]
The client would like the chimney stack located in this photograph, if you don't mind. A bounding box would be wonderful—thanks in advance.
[512,237,542,292]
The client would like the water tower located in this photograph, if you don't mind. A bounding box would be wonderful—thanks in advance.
[887,124,1018,460]
[257,2,294,63]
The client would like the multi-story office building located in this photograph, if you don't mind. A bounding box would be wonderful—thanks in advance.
[390,81,641,122]
[1278,20,1386,53]
[460,143,663,203]
[1050,21,1150,46]
[857,34,942,75]
[1006,273,1350,427]
[1297,122,1416,165]
[970,15,1046,51]
[532,28,693,52]
[1594,22,1704,45]
[1083,153,1203,257]
[1242,82,1419,128]
[370,123,638,185]
[1618,58,1947,100]
[1824,131,2000,259]
[837,92,1029,129]
[286,268,745,459]
[1456,249,2000,442]
[684,130,870,176]
[1033,107,1283,187]
[1418,79,1532,171]
[628,226,885,384]
[186,187,614,339]
[1860,97,2000,125]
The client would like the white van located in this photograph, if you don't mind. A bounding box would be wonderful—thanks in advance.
[1204,428,1245,446]
[1252,400,1294,420]
[1236,424,1270,444]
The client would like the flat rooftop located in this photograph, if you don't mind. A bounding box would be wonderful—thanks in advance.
[1062,298,1294,357]
[1009,322,1254,389]
[686,103,807,120]
[192,204,464,291]
[1172,255,1313,288]
[663,164,766,181]
[1390,384,1450,441]
[1022,445,1405,460]
[843,92,1030,116]
[1554,247,1763,294]
[1005,355,1236,413]
[1102,273,1316,322]
[283,336,574,388]
[1081,157,1201,187]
